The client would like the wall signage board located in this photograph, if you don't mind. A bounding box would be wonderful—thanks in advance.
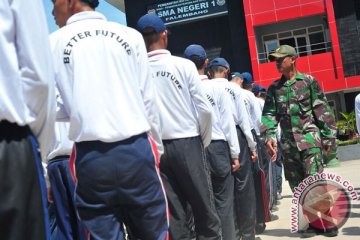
[147,0,228,25]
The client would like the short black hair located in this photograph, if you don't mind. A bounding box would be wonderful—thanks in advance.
[259,92,266,99]
[210,65,227,74]
[81,0,99,9]
[188,55,206,70]
[142,31,162,50]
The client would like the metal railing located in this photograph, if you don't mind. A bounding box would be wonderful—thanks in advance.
[258,41,333,64]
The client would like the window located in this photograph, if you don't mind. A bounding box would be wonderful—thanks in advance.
[295,36,308,57]
[265,40,279,55]
[263,34,277,41]
[278,31,292,38]
[293,29,306,35]
[279,37,296,48]
[260,25,330,63]
[309,32,326,54]
[261,40,279,63]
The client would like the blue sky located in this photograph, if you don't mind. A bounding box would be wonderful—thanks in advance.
[43,0,127,33]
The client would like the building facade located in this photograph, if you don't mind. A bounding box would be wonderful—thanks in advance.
[244,0,360,116]
[111,0,360,116]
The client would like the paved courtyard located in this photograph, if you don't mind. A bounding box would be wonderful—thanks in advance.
[258,158,360,240]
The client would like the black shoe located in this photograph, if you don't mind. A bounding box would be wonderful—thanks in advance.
[299,227,317,238]
[275,200,281,205]
[270,214,279,221]
[323,228,338,237]
[255,223,266,234]
[241,236,261,240]
[271,206,279,212]
[276,192,283,200]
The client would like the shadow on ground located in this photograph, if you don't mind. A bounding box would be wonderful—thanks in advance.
[349,212,360,218]
[341,226,360,236]
[259,228,301,238]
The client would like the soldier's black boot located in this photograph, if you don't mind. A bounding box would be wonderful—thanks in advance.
[322,227,338,237]
[299,226,317,238]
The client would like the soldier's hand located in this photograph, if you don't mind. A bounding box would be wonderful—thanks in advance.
[47,187,53,203]
[266,139,277,162]
[251,150,258,162]
[232,159,240,172]
[323,145,332,154]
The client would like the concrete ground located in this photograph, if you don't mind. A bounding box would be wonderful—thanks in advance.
[257,159,360,240]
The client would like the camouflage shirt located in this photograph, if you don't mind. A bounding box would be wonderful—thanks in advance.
[261,72,336,151]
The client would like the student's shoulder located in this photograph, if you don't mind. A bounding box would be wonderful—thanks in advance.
[107,22,142,38]
[50,27,67,41]
[170,55,198,72]
[171,54,193,65]
[49,27,70,48]
[356,93,360,102]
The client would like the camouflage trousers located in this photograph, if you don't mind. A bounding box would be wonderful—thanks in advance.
[280,140,323,192]
[322,143,338,166]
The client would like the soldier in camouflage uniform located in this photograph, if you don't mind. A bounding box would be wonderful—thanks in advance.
[261,45,337,192]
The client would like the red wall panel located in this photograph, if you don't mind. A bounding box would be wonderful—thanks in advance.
[300,1,325,16]
[300,0,322,4]
[274,0,299,9]
[307,52,334,72]
[346,76,360,89]
[248,0,326,26]
[252,11,277,26]
[276,6,301,22]
[244,0,355,93]
[249,0,274,14]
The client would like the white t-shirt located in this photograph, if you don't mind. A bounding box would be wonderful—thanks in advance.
[213,78,257,151]
[240,87,263,135]
[201,75,240,158]
[147,49,212,147]
[0,0,55,161]
[51,11,163,154]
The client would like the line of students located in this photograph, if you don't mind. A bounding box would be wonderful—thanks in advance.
[136,13,279,240]
[1,0,282,239]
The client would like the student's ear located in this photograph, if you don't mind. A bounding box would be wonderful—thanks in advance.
[291,56,296,64]
[163,30,169,37]
[68,0,75,9]
[160,31,168,42]
[208,70,214,79]
[226,68,230,76]
[204,58,209,68]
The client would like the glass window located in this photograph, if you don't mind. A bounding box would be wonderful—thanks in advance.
[263,34,277,41]
[309,32,326,54]
[279,37,296,48]
[293,29,306,36]
[278,31,292,38]
[308,25,323,33]
[258,22,331,64]
[264,40,279,62]
[295,36,308,57]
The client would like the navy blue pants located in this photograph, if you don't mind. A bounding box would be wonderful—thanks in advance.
[48,157,87,240]
[73,133,168,240]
